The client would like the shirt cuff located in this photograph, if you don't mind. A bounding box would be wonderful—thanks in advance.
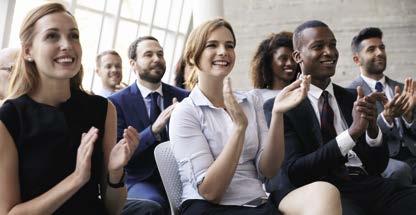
[380,113,394,128]
[366,127,383,147]
[402,116,414,128]
[336,130,356,156]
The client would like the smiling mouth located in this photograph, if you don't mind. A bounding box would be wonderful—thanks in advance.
[54,56,75,64]
[212,60,229,66]
[320,60,336,66]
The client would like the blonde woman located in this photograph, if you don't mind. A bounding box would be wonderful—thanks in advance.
[0,3,138,214]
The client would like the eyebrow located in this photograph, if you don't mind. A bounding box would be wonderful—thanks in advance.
[42,27,79,33]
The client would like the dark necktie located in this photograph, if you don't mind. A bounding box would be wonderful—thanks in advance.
[320,91,350,180]
[149,92,161,124]
[375,82,383,92]
[320,91,337,143]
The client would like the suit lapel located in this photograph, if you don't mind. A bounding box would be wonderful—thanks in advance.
[292,99,323,147]
[129,83,151,127]
[333,84,353,126]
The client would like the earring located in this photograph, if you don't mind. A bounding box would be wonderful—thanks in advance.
[27,57,33,62]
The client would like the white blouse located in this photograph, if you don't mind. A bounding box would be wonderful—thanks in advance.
[169,86,268,205]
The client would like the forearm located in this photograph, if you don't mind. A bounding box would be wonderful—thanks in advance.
[101,169,126,215]
[9,173,84,215]
[198,126,246,203]
[260,111,284,178]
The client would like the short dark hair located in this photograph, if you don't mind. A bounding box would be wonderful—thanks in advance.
[293,20,328,50]
[250,32,294,89]
[95,50,121,68]
[351,27,383,53]
[128,36,159,60]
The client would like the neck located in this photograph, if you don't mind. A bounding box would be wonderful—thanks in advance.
[138,79,161,91]
[102,83,116,92]
[29,79,71,107]
[312,78,331,90]
[198,75,225,108]
[272,78,289,90]
[361,68,384,81]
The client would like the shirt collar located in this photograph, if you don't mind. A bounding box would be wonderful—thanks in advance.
[190,84,247,108]
[360,74,386,92]
[136,80,163,98]
[309,80,335,100]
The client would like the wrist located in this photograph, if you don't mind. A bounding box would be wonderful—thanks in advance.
[382,111,394,124]
[403,111,413,122]
[107,169,125,188]
[348,128,361,142]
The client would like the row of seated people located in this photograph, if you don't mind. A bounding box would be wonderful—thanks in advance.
[0,2,415,215]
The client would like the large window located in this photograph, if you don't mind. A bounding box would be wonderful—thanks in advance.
[5,0,193,92]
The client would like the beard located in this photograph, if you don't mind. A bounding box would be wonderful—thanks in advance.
[364,60,386,75]
[138,64,166,84]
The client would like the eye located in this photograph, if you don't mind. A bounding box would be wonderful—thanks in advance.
[70,32,79,40]
[205,43,216,48]
[226,43,235,49]
[45,32,59,41]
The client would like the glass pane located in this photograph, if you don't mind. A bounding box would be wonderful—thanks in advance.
[77,0,105,10]
[120,0,143,20]
[153,0,171,28]
[114,20,140,84]
[141,0,155,24]
[151,28,166,45]
[98,16,116,52]
[105,0,121,15]
[179,0,192,33]
[74,9,103,90]
[8,0,45,47]
[137,24,150,37]
[167,0,182,31]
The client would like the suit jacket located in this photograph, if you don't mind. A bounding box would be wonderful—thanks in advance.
[348,76,416,157]
[267,84,388,199]
[109,82,189,181]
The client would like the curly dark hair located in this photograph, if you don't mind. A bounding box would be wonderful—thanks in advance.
[250,31,295,89]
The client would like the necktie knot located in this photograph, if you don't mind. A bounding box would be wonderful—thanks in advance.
[375,82,383,92]
[321,90,330,101]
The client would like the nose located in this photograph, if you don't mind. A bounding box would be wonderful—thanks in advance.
[217,44,227,56]
[323,45,338,58]
[375,48,385,57]
[286,57,295,67]
[59,37,71,51]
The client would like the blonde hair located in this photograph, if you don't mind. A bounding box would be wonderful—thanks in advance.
[8,2,84,99]
[183,18,236,89]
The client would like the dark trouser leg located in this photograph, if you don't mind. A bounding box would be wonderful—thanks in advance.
[122,199,165,215]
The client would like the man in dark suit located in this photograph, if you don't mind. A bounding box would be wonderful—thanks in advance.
[109,36,189,215]
[348,27,416,186]
[266,20,416,215]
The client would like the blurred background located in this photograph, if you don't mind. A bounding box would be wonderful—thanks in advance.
[1,0,415,91]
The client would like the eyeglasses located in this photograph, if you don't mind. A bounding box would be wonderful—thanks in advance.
[0,65,13,73]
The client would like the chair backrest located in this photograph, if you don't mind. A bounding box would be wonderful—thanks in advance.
[154,141,182,215]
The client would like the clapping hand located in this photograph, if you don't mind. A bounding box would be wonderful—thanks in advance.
[74,127,99,185]
[108,126,139,173]
[403,78,416,122]
[272,75,311,114]
[223,77,248,129]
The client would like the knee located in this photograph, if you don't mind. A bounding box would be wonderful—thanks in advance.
[308,181,340,200]
[122,200,165,215]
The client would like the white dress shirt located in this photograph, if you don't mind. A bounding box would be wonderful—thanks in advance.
[361,74,413,128]
[308,82,382,168]
[169,86,268,205]
[136,81,164,117]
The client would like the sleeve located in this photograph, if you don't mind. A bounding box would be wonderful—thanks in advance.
[169,101,214,190]
[0,102,20,143]
[252,92,268,180]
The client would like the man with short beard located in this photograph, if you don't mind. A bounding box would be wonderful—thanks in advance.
[348,27,416,186]
[109,36,189,215]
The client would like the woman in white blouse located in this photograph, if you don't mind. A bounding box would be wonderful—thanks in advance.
[169,18,342,215]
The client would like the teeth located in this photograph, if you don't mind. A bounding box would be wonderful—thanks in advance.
[322,61,334,64]
[213,60,228,66]
[56,57,73,63]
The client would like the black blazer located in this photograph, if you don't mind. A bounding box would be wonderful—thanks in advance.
[265,84,389,198]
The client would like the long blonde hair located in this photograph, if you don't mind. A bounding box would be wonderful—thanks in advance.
[8,2,84,99]
[183,18,236,89]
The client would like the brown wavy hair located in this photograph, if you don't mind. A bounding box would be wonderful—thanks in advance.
[183,18,236,89]
[250,31,295,89]
[8,2,84,99]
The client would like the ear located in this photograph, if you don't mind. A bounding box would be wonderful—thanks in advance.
[23,45,33,61]
[95,68,100,76]
[352,54,361,66]
[292,50,302,64]
[129,59,136,68]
